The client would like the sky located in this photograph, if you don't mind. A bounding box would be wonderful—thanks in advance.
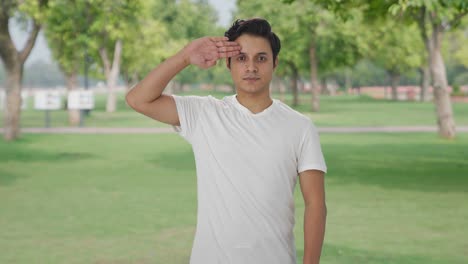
[9,0,236,66]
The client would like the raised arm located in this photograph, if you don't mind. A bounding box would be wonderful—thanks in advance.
[125,37,241,126]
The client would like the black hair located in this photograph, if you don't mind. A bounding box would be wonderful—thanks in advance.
[224,18,281,67]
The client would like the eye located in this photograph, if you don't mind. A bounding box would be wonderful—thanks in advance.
[258,56,267,62]
[237,55,246,62]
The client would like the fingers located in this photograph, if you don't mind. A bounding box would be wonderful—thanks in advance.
[208,36,240,48]
[196,58,217,69]
[204,36,241,55]
[218,45,241,52]
[216,43,241,58]
[218,50,240,58]
[215,40,240,47]
[209,36,228,42]
[190,36,240,68]
[205,60,217,68]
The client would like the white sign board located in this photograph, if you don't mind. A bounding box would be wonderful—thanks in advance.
[68,90,94,110]
[34,91,62,110]
[0,90,28,110]
[21,91,28,110]
[0,90,4,110]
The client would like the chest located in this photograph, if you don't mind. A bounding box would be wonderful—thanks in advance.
[194,108,300,167]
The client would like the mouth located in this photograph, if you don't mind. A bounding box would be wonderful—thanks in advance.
[243,77,260,81]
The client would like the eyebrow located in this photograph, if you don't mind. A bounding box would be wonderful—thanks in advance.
[237,52,269,56]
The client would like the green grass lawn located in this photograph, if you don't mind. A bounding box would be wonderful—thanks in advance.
[3,90,468,128]
[1,133,467,263]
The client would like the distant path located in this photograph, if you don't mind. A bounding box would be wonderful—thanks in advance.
[1,126,468,134]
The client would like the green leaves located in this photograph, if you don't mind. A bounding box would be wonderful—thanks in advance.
[366,19,423,74]
[237,0,365,77]
[17,0,49,22]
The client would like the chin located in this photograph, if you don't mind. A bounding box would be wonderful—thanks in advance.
[238,86,267,95]
[234,80,269,94]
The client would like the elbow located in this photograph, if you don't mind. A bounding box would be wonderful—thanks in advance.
[125,92,135,109]
[305,201,327,217]
[125,92,133,106]
[125,88,139,111]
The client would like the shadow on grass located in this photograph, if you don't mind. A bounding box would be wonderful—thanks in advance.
[0,144,96,185]
[296,243,462,264]
[0,146,96,163]
[0,169,27,186]
[324,141,468,193]
[148,149,196,171]
[0,135,96,163]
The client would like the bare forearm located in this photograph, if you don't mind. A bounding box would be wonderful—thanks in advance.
[126,49,189,105]
[303,204,326,264]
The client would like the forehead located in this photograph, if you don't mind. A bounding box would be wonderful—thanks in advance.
[235,34,272,55]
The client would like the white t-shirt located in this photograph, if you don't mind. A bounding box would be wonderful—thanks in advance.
[173,94,327,264]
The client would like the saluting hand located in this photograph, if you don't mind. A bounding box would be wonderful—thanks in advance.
[181,36,241,69]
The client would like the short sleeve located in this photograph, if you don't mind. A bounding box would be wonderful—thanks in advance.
[172,95,209,143]
[297,122,327,174]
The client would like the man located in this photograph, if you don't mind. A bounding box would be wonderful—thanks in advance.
[126,18,327,264]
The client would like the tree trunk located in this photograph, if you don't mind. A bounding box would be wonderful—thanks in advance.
[321,77,328,95]
[0,13,41,141]
[430,26,456,138]
[418,8,456,138]
[298,80,304,104]
[418,7,431,103]
[278,77,285,102]
[270,75,280,100]
[4,64,23,140]
[345,68,352,95]
[389,71,400,101]
[99,39,122,113]
[65,71,80,126]
[123,71,130,91]
[419,66,430,102]
[278,78,287,101]
[309,41,320,112]
[289,63,299,107]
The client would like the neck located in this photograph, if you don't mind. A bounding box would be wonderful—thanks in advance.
[235,91,273,114]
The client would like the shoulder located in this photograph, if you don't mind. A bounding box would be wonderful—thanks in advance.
[172,94,217,102]
[172,94,222,107]
[274,99,315,129]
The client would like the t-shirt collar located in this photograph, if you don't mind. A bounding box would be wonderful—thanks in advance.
[230,94,276,116]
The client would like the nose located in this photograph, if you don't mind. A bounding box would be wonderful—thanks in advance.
[245,60,258,73]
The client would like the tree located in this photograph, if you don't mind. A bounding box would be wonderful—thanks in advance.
[154,0,223,91]
[72,0,142,113]
[120,15,176,91]
[44,0,89,125]
[389,0,468,138]
[443,20,468,87]
[366,20,423,100]
[239,0,363,110]
[310,0,468,138]
[0,0,48,141]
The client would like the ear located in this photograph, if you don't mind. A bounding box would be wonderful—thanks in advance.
[273,56,279,69]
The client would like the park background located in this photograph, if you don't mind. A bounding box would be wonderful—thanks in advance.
[1,0,467,263]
